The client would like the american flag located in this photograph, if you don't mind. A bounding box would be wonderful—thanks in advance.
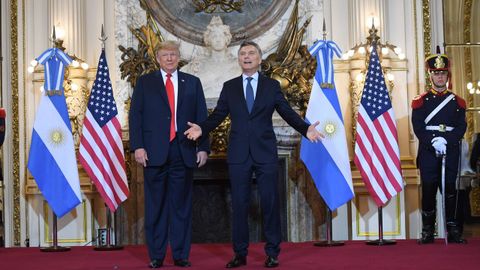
[79,50,129,211]
[353,46,403,207]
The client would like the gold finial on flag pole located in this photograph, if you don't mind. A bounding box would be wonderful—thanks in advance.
[99,24,108,49]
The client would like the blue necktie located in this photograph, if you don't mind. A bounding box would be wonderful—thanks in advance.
[246,77,254,113]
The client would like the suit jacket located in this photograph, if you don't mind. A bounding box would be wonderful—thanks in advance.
[200,74,309,164]
[129,70,209,167]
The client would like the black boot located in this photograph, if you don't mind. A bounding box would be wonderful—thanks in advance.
[447,225,467,244]
[445,191,467,244]
[417,210,435,244]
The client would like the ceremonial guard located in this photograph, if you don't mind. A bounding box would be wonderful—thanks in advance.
[411,51,467,244]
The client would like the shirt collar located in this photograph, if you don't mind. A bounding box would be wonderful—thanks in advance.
[242,72,259,82]
[160,69,178,80]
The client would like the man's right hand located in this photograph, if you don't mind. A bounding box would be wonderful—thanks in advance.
[134,148,148,167]
[184,122,202,140]
[431,137,447,155]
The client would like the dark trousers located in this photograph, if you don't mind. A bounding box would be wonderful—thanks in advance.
[229,155,281,257]
[419,148,463,232]
[143,138,193,261]
[421,180,464,232]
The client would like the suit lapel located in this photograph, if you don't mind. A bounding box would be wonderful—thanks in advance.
[177,71,186,111]
[234,76,250,114]
[250,75,265,115]
[154,71,170,107]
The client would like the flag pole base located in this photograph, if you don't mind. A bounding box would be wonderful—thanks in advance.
[94,244,123,251]
[93,206,123,251]
[365,239,396,246]
[313,240,345,247]
[41,212,70,252]
[40,246,70,252]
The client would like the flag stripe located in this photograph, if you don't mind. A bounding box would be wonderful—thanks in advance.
[79,135,120,210]
[32,96,82,199]
[301,137,354,210]
[99,119,129,195]
[55,61,64,90]
[355,118,390,204]
[80,115,127,199]
[29,130,82,217]
[358,110,400,198]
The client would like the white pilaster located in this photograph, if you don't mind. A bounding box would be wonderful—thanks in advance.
[429,0,444,53]
[49,0,86,59]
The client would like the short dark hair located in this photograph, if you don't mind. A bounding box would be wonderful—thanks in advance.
[238,41,262,57]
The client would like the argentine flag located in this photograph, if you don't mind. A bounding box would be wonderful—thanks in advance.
[28,49,81,217]
[300,40,354,211]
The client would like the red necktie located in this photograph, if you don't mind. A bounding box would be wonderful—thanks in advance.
[166,73,175,141]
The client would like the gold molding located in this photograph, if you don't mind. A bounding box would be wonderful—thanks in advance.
[422,0,432,91]
[43,200,88,243]
[463,0,474,143]
[10,0,21,246]
[414,0,420,96]
[422,0,431,62]
[22,0,27,244]
[355,195,402,237]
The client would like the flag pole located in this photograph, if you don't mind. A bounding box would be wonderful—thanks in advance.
[93,24,122,251]
[312,18,344,248]
[40,212,70,252]
[365,206,396,245]
[314,208,344,247]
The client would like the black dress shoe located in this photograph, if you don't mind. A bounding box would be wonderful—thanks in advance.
[173,259,192,267]
[225,255,247,268]
[264,256,279,268]
[149,259,163,268]
[448,234,468,244]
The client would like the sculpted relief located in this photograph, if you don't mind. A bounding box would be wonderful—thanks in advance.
[181,16,241,100]
[142,0,292,46]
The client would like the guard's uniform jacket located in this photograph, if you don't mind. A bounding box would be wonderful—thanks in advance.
[411,89,466,183]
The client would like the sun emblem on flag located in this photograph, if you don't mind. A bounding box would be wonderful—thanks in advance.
[323,121,337,138]
[49,129,64,146]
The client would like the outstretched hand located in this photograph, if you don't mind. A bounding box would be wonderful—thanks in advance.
[184,122,202,141]
[306,121,324,143]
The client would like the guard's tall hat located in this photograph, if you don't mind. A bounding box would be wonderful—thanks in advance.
[425,46,452,89]
[425,46,450,72]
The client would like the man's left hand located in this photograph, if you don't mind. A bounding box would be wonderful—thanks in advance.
[306,121,324,143]
[197,151,208,168]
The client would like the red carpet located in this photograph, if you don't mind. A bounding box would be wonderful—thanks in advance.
[1,239,479,269]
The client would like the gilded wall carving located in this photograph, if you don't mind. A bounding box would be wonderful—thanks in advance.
[10,0,21,247]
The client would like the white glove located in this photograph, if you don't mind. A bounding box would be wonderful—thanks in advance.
[431,137,447,155]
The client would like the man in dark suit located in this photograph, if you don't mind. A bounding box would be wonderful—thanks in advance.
[184,41,323,268]
[129,40,209,268]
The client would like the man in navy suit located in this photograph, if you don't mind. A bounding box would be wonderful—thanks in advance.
[184,41,323,268]
[129,41,209,268]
